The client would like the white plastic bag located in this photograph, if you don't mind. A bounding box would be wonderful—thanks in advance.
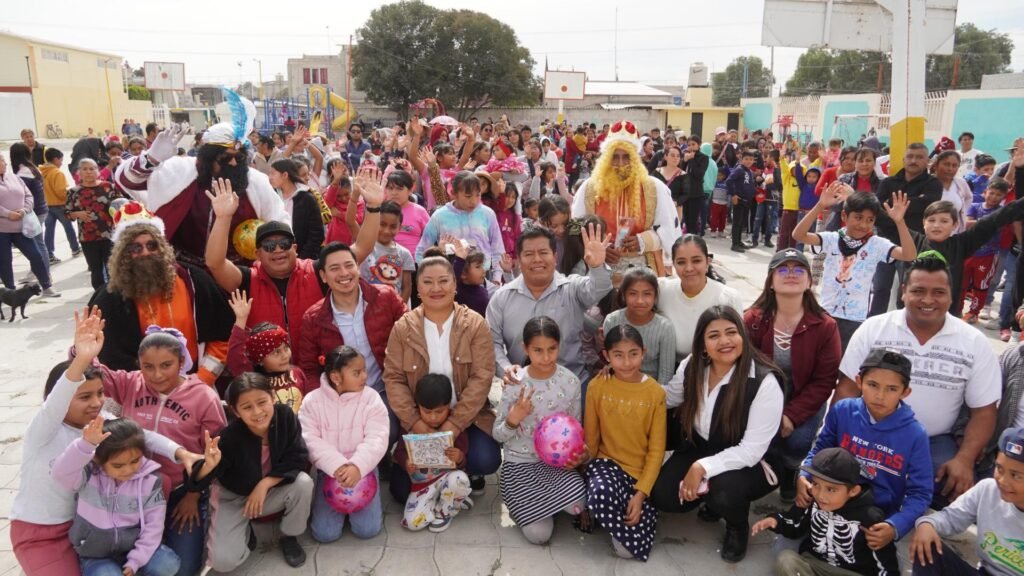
[21,211,42,238]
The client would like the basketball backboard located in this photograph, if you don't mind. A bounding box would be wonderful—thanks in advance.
[144,61,186,91]
[762,0,957,55]
[544,70,586,101]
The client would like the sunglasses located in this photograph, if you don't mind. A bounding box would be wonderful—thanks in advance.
[217,152,241,165]
[259,238,293,252]
[774,266,807,277]
[127,239,160,255]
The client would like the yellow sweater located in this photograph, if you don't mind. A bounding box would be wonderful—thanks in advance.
[584,374,666,495]
[779,156,822,211]
[40,163,69,207]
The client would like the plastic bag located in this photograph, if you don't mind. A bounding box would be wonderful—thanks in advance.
[21,212,42,238]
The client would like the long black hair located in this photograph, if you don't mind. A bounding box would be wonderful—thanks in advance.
[8,143,41,179]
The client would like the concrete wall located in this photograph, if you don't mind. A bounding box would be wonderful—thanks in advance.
[0,35,31,87]
[944,89,1024,163]
[742,98,776,133]
[665,109,742,143]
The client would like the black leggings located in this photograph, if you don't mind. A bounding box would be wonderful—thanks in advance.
[81,240,112,291]
[650,446,776,527]
[682,196,705,235]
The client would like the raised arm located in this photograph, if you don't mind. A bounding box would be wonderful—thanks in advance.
[406,118,426,175]
[204,179,244,291]
[351,167,384,265]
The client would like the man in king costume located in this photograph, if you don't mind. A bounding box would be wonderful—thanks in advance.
[571,120,679,278]
[115,90,288,266]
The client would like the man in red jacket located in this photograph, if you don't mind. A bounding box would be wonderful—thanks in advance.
[204,175,383,351]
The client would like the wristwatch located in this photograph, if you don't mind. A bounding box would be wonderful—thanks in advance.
[365,204,382,214]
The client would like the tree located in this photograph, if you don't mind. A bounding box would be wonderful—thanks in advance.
[926,23,1013,90]
[352,0,541,119]
[784,48,891,96]
[711,57,774,106]
[127,85,150,101]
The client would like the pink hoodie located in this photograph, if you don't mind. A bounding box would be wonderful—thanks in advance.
[298,376,389,479]
[98,363,227,493]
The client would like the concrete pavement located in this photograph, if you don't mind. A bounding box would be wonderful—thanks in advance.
[0,230,995,575]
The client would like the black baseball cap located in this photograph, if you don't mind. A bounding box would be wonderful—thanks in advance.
[255,221,295,246]
[999,427,1024,464]
[801,447,862,486]
[768,248,810,272]
[859,348,912,383]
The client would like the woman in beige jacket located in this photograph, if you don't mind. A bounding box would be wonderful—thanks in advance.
[384,254,499,502]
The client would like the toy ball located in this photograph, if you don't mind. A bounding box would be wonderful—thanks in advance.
[534,411,585,468]
[323,471,377,515]
[231,218,264,261]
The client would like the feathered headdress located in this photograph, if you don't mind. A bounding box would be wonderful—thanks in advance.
[204,88,256,148]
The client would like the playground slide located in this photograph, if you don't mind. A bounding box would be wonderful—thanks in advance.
[308,86,356,131]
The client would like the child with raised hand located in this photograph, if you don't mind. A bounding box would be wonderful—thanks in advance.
[603,268,676,386]
[226,289,311,413]
[79,317,227,576]
[493,317,587,545]
[10,308,195,576]
[393,374,473,533]
[299,345,390,543]
[911,426,1024,576]
[794,183,917,349]
[383,169,429,256]
[438,233,491,317]
[577,325,667,561]
[190,373,313,571]
[52,416,180,576]
[752,447,899,575]
[962,178,1011,323]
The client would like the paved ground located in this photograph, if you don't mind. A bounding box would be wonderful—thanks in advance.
[0,216,1001,574]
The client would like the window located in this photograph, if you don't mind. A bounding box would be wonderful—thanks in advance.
[96,58,117,69]
[41,48,69,63]
[302,68,311,84]
[320,68,328,85]
[311,68,319,84]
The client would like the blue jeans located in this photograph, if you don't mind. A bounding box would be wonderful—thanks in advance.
[929,433,988,510]
[770,405,827,471]
[988,248,1017,329]
[44,206,80,254]
[163,486,208,576]
[751,201,777,244]
[311,471,383,543]
[0,231,52,289]
[80,544,180,576]
[465,424,501,477]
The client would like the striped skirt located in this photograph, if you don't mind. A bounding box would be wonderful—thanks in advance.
[585,458,657,562]
[499,461,587,527]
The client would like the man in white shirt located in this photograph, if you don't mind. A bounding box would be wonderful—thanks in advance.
[957,131,984,177]
[835,255,1000,508]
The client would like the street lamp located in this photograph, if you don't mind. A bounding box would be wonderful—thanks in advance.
[252,58,263,100]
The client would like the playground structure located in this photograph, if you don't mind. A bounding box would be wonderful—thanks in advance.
[256,86,357,137]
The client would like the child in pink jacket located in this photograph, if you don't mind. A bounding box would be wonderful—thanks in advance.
[52,417,180,576]
[298,345,389,543]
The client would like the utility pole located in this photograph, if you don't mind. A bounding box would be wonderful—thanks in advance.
[770,47,775,96]
[951,55,960,88]
[252,59,264,99]
[613,7,619,81]
[741,60,749,98]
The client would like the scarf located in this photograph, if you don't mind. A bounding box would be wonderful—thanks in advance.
[837,228,871,257]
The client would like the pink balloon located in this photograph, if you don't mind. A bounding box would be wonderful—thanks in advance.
[533,411,585,468]
[323,471,378,514]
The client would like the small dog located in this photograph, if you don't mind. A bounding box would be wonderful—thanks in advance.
[0,283,42,322]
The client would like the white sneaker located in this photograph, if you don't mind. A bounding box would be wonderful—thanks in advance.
[19,272,36,284]
[41,287,61,298]
[979,306,992,320]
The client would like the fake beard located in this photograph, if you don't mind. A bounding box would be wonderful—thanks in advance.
[613,165,633,182]
[114,253,176,300]
[217,161,249,194]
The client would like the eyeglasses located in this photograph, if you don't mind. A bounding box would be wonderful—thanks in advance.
[127,239,160,255]
[774,266,807,277]
[259,238,293,253]
[217,152,241,165]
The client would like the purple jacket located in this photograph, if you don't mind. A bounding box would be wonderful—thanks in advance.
[52,437,166,573]
[0,171,32,234]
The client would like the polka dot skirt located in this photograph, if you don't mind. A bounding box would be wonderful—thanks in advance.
[585,458,657,561]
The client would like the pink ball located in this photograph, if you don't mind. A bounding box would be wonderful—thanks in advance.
[534,411,585,468]
[323,471,378,514]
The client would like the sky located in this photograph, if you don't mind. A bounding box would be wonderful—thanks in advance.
[3,0,1023,94]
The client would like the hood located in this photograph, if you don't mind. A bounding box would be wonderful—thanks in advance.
[805,166,822,175]
[854,397,918,431]
[834,483,877,516]
[40,164,59,176]
[700,142,712,156]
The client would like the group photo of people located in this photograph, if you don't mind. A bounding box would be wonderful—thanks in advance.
[5,65,1024,575]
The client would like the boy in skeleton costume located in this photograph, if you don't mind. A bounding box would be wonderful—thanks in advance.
[753,448,900,575]
[115,90,288,266]
[571,121,679,280]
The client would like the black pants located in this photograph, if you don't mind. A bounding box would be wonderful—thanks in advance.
[731,200,750,247]
[650,445,775,527]
[912,543,988,575]
[81,239,112,291]
[682,196,704,236]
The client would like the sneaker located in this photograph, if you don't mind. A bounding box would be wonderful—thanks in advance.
[730,245,747,253]
[750,242,759,248]
[71,249,82,257]
[979,307,992,321]
[48,254,61,264]
[470,475,486,496]
[1002,328,1012,342]
[19,272,36,284]
[721,523,749,563]
[460,496,475,511]
[964,313,978,324]
[279,535,306,567]
[1011,331,1022,344]
[428,515,453,533]
[764,240,775,248]
[41,287,61,298]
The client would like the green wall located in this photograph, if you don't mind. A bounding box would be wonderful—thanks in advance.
[823,100,870,144]
[951,97,1024,163]
[743,102,773,132]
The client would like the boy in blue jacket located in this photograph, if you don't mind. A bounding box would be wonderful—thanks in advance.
[796,348,932,552]
[726,149,758,253]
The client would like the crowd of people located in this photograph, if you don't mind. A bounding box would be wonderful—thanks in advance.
[5,97,1024,576]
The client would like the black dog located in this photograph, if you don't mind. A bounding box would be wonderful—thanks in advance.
[0,284,42,322]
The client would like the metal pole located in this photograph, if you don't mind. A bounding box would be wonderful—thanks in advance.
[253,59,264,99]
[104,58,116,134]
[25,56,39,135]
[613,7,619,81]
[346,35,353,123]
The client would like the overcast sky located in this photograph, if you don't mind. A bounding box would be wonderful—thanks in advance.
[4,0,1022,93]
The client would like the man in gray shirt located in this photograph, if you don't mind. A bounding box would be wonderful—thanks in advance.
[487,224,612,384]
